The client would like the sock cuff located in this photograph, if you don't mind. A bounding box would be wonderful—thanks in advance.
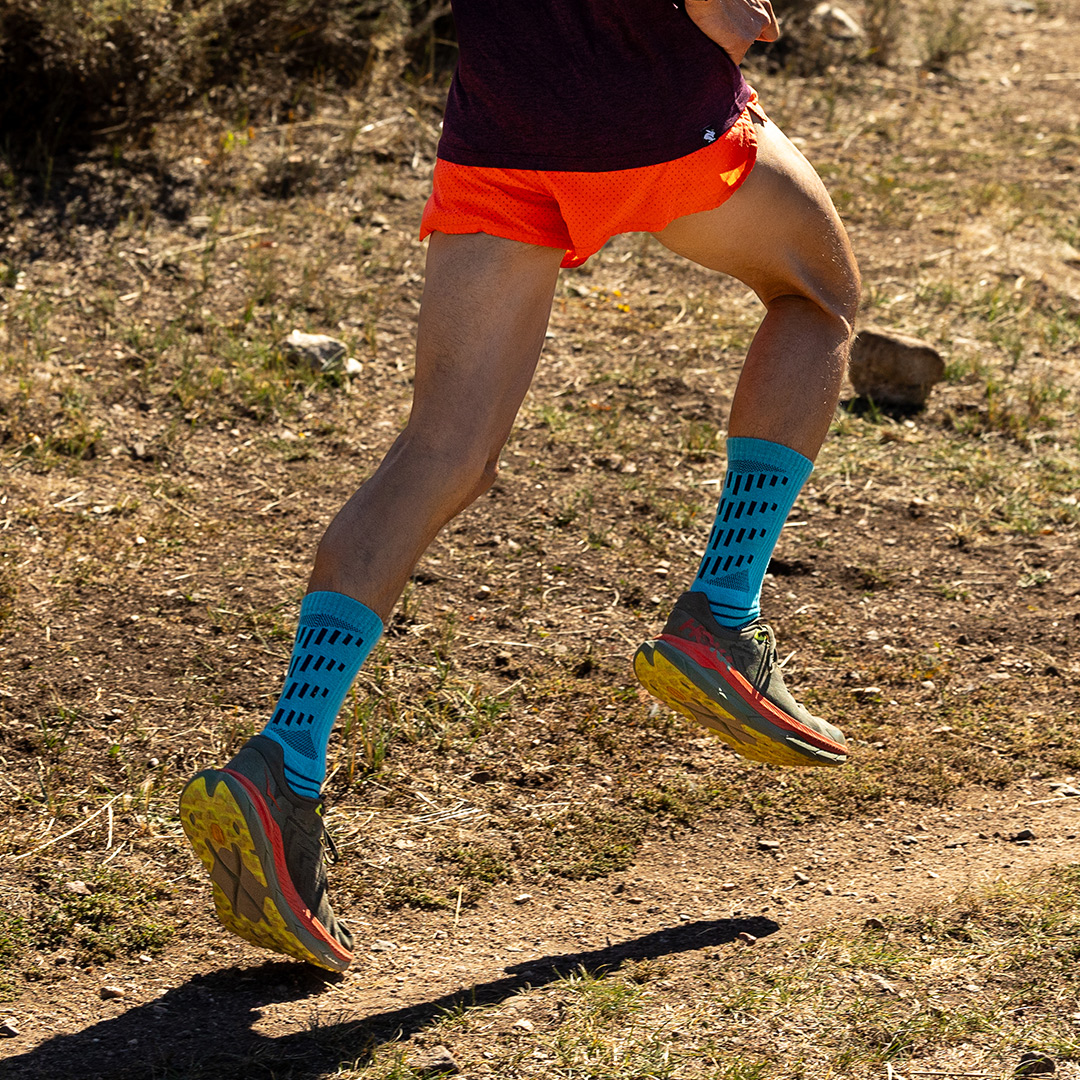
[299,591,384,644]
[725,437,814,484]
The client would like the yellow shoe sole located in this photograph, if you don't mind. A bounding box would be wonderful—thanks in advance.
[179,771,351,972]
[634,642,842,768]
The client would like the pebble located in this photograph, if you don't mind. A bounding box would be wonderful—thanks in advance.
[513,894,533,905]
[863,918,886,931]
[513,1018,535,1032]
[823,885,835,896]
[757,839,781,851]
[737,932,757,945]
[371,940,397,952]
[416,1045,462,1076]
[1011,829,1037,843]
[100,986,125,1000]
[793,871,811,885]
[1016,1050,1057,1076]
[64,881,92,896]
[720,882,737,891]
[0,1020,19,1038]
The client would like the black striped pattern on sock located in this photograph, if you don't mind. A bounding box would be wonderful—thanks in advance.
[697,468,788,581]
[267,623,371,758]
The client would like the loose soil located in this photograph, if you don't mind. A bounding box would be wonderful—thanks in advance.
[2,2,1080,1077]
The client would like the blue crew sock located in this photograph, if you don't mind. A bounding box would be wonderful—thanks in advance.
[261,591,383,798]
[691,437,813,629]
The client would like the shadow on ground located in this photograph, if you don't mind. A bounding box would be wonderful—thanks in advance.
[0,916,777,1079]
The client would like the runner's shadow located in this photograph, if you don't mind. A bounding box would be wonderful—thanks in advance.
[0,916,777,1079]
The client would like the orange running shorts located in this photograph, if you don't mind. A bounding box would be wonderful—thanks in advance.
[420,95,765,269]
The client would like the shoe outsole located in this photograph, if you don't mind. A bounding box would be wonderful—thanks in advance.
[179,770,352,972]
[634,639,847,768]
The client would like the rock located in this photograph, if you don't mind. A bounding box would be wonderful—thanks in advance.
[100,986,125,1000]
[863,918,886,931]
[1016,1051,1056,1076]
[720,882,737,891]
[737,931,758,945]
[848,326,945,407]
[417,1045,462,1075]
[279,330,350,372]
[1011,829,1037,843]
[757,839,781,852]
[513,893,533,905]
[809,2,864,40]
[64,881,92,895]
[513,1018,535,1032]
[793,871,811,885]
[370,939,397,952]
[0,1020,19,1038]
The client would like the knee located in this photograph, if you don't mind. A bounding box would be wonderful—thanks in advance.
[399,427,502,508]
[768,242,860,344]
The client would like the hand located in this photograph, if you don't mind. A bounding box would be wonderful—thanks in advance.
[684,0,781,65]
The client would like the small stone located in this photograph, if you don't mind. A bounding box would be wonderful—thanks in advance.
[737,932,757,945]
[626,897,644,904]
[100,986,125,1000]
[417,1045,462,1076]
[863,917,886,931]
[513,1018,535,1032]
[720,882,738,891]
[848,326,945,407]
[757,839,781,852]
[371,939,397,952]
[513,894,533,905]
[1016,1051,1056,1076]
[279,330,348,372]
[793,871,811,885]
[823,885,835,896]
[1011,829,1037,843]
[0,1020,19,1038]
[65,881,92,896]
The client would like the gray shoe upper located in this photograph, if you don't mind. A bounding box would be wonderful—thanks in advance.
[225,734,354,952]
[665,591,848,750]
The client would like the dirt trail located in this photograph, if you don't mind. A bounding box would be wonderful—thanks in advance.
[4,786,1079,1078]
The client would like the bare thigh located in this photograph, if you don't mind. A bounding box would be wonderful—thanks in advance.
[651,117,860,322]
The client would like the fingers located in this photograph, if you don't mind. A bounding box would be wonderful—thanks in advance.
[685,0,782,63]
[756,2,780,42]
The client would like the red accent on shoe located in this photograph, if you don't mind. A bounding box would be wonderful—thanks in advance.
[655,634,848,756]
[222,768,352,964]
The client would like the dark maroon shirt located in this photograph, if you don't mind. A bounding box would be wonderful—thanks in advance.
[438,0,751,172]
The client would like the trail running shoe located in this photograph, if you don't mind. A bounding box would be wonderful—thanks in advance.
[634,590,848,768]
[179,734,354,972]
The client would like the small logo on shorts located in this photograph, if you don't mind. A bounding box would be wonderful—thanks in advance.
[702,127,718,143]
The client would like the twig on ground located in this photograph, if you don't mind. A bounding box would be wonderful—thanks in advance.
[11,794,122,861]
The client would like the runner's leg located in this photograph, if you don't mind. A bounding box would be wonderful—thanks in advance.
[633,116,858,767]
[310,232,564,616]
[655,114,859,629]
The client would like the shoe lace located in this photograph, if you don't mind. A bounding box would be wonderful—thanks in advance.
[315,801,341,865]
[749,622,779,685]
